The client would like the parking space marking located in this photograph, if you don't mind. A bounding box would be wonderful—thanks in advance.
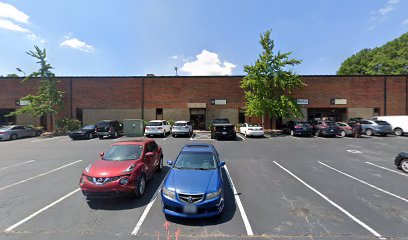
[4,188,80,232]
[0,160,82,191]
[224,165,253,236]
[365,162,408,177]
[236,133,245,141]
[273,161,386,240]
[0,160,35,171]
[131,195,158,235]
[347,150,362,154]
[31,136,65,143]
[396,136,408,140]
[189,133,195,140]
[318,161,408,203]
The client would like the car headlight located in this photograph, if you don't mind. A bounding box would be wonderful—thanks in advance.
[206,187,222,200]
[162,187,176,199]
[119,177,130,185]
[123,164,136,173]
[84,164,92,173]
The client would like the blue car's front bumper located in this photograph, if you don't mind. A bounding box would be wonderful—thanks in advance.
[161,191,224,218]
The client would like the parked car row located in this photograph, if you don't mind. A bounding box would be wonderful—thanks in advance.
[69,120,124,140]
[79,140,225,218]
[0,125,42,141]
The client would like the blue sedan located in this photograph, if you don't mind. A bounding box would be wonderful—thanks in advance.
[161,143,225,218]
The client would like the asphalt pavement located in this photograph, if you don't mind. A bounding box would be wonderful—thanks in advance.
[0,133,407,240]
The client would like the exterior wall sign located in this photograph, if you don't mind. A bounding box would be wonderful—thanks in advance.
[210,99,227,105]
[296,99,309,105]
[331,98,347,105]
[15,100,30,106]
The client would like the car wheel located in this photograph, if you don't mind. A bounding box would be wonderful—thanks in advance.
[10,134,18,140]
[290,130,295,136]
[340,130,346,137]
[87,133,92,139]
[400,159,408,173]
[394,128,403,136]
[172,134,176,138]
[134,175,146,198]
[365,129,373,136]
[157,156,163,172]
[244,131,247,138]
[114,131,118,138]
[315,130,320,137]
[98,136,104,139]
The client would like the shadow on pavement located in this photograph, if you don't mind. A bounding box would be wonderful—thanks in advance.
[164,168,236,226]
[86,166,170,210]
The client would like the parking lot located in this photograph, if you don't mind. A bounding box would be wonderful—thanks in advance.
[1,133,408,240]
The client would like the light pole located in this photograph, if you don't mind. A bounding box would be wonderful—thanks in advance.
[174,67,178,76]
[16,68,26,77]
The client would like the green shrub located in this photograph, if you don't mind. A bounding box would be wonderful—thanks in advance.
[56,118,81,134]
[167,119,175,126]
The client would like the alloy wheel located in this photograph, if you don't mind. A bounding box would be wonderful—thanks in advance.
[401,160,408,173]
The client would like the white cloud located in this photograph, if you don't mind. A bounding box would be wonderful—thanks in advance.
[0,18,28,32]
[402,19,408,26]
[370,0,400,24]
[27,33,47,43]
[171,55,179,60]
[180,50,236,76]
[60,37,94,53]
[0,2,29,23]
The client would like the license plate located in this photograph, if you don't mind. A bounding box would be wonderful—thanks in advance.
[183,204,197,214]
[99,132,108,136]
[222,132,227,135]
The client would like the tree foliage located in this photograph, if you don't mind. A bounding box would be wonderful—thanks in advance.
[240,30,304,125]
[338,32,408,75]
[9,46,64,130]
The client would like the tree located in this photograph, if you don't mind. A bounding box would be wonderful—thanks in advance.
[8,46,64,131]
[6,73,19,77]
[240,30,305,127]
[337,32,408,75]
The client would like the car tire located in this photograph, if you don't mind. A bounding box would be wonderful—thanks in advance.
[157,156,163,172]
[315,130,320,137]
[162,131,166,138]
[98,136,104,139]
[10,134,18,140]
[244,131,247,138]
[87,133,92,139]
[172,134,176,138]
[290,130,295,136]
[134,174,146,198]
[114,131,118,138]
[365,129,373,136]
[400,159,408,173]
[340,130,346,137]
[394,128,403,136]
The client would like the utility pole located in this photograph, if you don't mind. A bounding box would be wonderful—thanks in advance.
[174,67,178,76]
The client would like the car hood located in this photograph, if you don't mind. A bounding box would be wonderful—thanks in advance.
[88,159,137,177]
[70,129,86,134]
[165,169,220,194]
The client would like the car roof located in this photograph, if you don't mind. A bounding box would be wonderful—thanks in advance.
[181,143,215,153]
[175,121,188,123]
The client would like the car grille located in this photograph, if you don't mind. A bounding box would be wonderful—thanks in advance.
[177,193,204,203]
[86,176,121,185]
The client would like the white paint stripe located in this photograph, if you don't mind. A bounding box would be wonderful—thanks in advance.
[273,161,385,240]
[365,162,408,177]
[224,165,253,236]
[347,149,362,154]
[319,161,408,203]
[31,136,65,143]
[0,160,35,171]
[189,133,195,140]
[396,136,408,140]
[131,196,157,235]
[236,134,245,141]
[5,188,80,232]
[0,160,82,191]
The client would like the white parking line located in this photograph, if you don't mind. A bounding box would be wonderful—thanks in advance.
[0,160,35,171]
[189,133,195,140]
[0,160,82,191]
[131,195,157,235]
[365,162,408,177]
[236,134,245,141]
[396,136,408,140]
[347,149,362,154]
[5,188,80,232]
[273,161,386,240]
[31,136,66,143]
[224,165,253,236]
[318,161,408,203]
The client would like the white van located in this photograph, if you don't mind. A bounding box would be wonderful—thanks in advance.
[372,116,408,136]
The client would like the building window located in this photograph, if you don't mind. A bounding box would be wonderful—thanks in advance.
[374,108,380,116]
[239,109,245,123]
[156,108,163,120]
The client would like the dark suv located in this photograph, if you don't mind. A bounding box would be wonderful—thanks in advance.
[283,121,313,137]
[96,120,123,139]
[210,118,236,140]
[314,121,340,137]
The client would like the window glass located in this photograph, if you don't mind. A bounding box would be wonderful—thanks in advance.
[174,152,216,170]
[103,145,143,161]
[147,122,162,126]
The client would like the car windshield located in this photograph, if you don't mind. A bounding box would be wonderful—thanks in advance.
[147,122,162,126]
[248,123,259,127]
[296,122,310,127]
[374,121,390,125]
[174,122,187,126]
[326,122,337,127]
[96,122,111,127]
[103,145,143,161]
[212,119,230,124]
[174,152,216,170]
[82,125,95,130]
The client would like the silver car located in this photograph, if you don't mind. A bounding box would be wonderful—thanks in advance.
[359,119,393,136]
[0,125,41,140]
[171,121,193,137]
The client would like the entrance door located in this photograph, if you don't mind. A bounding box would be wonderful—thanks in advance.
[190,108,206,130]
[0,109,16,125]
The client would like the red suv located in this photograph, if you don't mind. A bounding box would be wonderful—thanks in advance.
[79,139,163,198]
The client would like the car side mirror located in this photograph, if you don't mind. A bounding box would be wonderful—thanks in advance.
[167,160,173,166]
[145,152,154,158]
[219,161,225,167]
[99,152,104,157]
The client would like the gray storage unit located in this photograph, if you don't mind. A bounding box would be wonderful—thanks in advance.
[123,119,144,137]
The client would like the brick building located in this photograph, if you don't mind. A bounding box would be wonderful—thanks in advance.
[0,75,407,130]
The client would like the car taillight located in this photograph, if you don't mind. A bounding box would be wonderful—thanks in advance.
[158,127,163,130]
[145,127,149,130]
[184,126,188,128]
[346,126,352,130]
[248,128,254,131]
[295,125,301,129]
[259,127,263,130]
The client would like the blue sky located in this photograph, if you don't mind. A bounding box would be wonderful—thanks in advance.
[0,0,407,76]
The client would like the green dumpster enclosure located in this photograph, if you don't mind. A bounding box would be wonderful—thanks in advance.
[123,119,144,137]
